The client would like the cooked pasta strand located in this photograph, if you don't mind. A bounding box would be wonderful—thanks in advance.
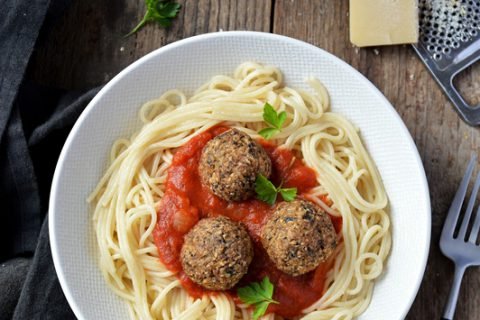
[89,62,391,320]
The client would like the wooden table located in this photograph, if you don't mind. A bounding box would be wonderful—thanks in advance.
[28,1,480,319]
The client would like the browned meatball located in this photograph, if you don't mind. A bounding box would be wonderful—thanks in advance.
[198,129,271,202]
[180,216,253,290]
[262,199,337,276]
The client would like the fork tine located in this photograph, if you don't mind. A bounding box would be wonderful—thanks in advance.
[442,154,477,237]
[458,172,480,240]
[468,205,480,244]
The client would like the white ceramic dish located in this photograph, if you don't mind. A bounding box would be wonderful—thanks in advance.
[49,31,431,320]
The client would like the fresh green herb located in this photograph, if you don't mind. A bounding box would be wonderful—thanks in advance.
[279,187,297,202]
[125,0,181,37]
[237,277,279,320]
[254,175,278,205]
[255,174,297,205]
[258,103,287,139]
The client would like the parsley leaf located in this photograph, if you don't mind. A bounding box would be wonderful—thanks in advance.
[259,103,287,139]
[252,301,270,320]
[277,111,287,127]
[255,174,298,205]
[255,174,278,205]
[258,127,280,140]
[237,277,279,320]
[126,0,181,37]
[261,276,274,297]
[279,187,297,202]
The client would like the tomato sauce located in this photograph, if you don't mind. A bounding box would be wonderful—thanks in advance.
[153,126,342,318]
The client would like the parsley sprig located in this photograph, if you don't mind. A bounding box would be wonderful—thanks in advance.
[255,174,297,205]
[258,103,287,139]
[237,277,279,320]
[126,0,181,37]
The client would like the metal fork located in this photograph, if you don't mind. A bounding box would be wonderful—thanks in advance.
[440,154,480,320]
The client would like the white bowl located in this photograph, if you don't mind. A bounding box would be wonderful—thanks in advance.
[49,31,431,320]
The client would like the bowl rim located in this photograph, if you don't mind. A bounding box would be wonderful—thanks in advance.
[49,30,431,320]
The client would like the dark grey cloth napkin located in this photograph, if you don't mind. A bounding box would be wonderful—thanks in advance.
[0,85,100,319]
[0,0,100,318]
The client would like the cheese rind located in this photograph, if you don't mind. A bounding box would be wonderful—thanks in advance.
[350,0,419,47]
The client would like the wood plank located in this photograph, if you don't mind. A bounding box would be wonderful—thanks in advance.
[28,0,272,89]
[274,1,480,319]
[26,0,480,318]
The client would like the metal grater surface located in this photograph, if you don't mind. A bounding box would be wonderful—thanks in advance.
[413,0,480,125]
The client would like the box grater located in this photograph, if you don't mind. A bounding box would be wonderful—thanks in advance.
[413,0,480,125]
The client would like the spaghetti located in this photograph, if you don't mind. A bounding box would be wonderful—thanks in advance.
[89,62,391,320]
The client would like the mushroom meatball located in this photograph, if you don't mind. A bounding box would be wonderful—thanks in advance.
[199,129,271,202]
[262,199,337,276]
[180,216,253,290]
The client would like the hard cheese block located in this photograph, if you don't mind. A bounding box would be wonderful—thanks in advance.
[350,0,419,47]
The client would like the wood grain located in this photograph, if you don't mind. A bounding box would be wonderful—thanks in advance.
[29,0,272,89]
[274,1,480,319]
[27,0,480,318]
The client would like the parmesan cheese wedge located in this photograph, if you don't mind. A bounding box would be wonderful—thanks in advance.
[350,0,419,47]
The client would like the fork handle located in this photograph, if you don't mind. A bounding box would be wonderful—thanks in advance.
[442,264,467,320]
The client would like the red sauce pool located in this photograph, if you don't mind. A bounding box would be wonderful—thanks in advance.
[153,126,342,318]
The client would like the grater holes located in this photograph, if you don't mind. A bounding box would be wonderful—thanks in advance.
[418,0,480,55]
[433,53,442,60]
